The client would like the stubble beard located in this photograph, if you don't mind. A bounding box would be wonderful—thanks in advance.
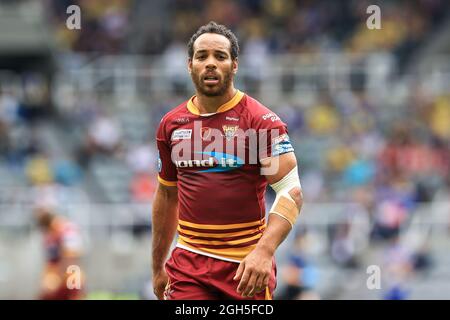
[191,69,233,97]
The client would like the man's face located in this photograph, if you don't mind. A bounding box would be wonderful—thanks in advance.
[188,33,238,97]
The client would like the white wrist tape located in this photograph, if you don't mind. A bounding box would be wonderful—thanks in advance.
[269,166,302,227]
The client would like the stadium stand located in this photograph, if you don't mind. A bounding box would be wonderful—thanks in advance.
[0,0,449,299]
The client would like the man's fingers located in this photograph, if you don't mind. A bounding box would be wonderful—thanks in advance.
[264,272,272,292]
[237,267,251,294]
[254,274,265,293]
[244,273,259,297]
[233,261,245,281]
[254,273,270,295]
[262,273,270,290]
[153,271,169,300]
[154,281,165,300]
[155,289,164,300]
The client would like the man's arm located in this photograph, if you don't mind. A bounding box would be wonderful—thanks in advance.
[234,152,303,297]
[151,182,179,299]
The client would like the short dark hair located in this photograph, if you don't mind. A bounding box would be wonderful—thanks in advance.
[188,21,239,60]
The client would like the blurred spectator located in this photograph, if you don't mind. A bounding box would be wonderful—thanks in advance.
[411,239,433,274]
[371,174,415,241]
[277,228,320,300]
[0,89,20,125]
[34,203,85,300]
[16,73,50,123]
[381,235,414,300]
[330,222,359,269]
[130,172,156,203]
[77,113,123,167]
[126,144,156,174]
[162,41,190,95]
[343,158,376,187]
[306,102,340,136]
[428,95,450,141]
[53,159,83,186]
[240,18,269,93]
[26,153,54,185]
[88,115,122,153]
[0,119,9,157]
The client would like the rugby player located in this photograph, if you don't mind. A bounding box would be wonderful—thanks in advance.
[34,205,84,300]
[152,21,303,300]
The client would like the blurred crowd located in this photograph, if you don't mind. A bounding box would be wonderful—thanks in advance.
[45,0,449,70]
[0,0,449,299]
[0,74,83,212]
[0,74,49,172]
[46,0,132,53]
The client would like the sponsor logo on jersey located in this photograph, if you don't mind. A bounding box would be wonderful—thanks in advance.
[222,125,239,141]
[175,157,215,168]
[272,133,289,145]
[157,151,162,172]
[172,129,192,140]
[174,117,190,124]
[262,113,280,122]
[272,134,294,156]
[225,116,239,121]
[174,151,244,173]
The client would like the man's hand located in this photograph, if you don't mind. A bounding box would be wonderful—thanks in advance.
[153,268,169,300]
[233,247,273,298]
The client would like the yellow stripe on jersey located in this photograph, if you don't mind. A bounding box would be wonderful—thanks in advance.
[178,218,265,230]
[265,287,272,300]
[217,90,244,113]
[177,217,266,261]
[177,238,257,261]
[178,232,262,246]
[158,175,177,187]
[177,225,266,238]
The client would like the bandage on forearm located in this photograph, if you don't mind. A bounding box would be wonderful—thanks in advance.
[269,167,302,227]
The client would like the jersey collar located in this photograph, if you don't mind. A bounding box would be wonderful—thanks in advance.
[187,90,244,116]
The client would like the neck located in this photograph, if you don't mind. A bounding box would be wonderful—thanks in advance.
[194,85,237,114]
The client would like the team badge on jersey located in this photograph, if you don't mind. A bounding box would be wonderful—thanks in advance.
[272,133,294,156]
[222,125,239,141]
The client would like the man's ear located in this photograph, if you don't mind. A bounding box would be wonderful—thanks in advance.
[188,58,193,74]
[232,58,238,74]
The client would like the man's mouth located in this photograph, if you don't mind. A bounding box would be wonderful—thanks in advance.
[203,75,220,85]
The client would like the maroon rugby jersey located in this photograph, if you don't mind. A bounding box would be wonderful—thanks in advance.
[156,90,294,262]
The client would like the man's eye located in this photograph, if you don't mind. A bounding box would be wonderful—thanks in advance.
[197,55,206,60]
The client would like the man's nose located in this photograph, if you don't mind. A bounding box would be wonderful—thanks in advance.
[205,56,217,69]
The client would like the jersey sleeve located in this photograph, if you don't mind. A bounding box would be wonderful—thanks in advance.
[253,110,294,162]
[156,118,178,186]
